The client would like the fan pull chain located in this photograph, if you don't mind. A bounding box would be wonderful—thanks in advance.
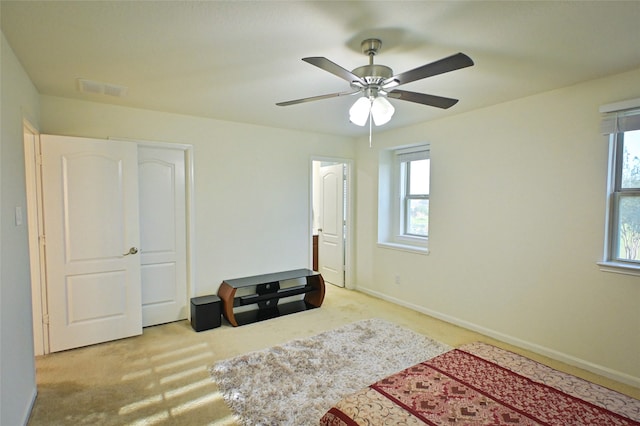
[368,106,373,147]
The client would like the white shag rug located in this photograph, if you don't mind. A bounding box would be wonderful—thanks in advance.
[210,318,451,426]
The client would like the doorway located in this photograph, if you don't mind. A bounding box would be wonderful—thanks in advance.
[311,158,353,288]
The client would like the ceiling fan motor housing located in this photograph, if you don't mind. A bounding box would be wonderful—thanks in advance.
[351,65,394,100]
[352,64,393,85]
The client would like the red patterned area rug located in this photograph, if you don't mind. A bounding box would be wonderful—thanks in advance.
[322,342,640,426]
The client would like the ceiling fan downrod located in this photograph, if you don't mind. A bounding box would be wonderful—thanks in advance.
[351,39,394,90]
[361,38,381,64]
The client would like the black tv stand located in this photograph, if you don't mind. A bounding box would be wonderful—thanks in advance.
[217,269,325,326]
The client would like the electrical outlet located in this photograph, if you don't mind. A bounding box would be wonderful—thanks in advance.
[394,274,401,285]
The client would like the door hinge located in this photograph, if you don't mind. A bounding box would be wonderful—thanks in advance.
[42,314,50,325]
[39,234,46,246]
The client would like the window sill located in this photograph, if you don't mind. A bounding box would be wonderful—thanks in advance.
[377,242,430,255]
[597,261,640,277]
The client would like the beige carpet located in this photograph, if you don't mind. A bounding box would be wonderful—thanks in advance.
[27,284,640,425]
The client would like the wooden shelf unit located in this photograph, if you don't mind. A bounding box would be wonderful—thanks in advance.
[217,269,325,327]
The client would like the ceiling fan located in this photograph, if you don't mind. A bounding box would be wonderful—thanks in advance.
[276,39,474,127]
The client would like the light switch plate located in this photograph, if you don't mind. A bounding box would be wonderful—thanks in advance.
[15,206,23,226]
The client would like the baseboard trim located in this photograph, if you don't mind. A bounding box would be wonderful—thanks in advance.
[357,286,640,389]
[21,388,38,426]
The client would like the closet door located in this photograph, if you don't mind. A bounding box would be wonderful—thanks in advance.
[138,146,188,326]
[41,135,142,352]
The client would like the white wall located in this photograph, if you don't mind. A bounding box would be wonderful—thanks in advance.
[39,96,356,295]
[1,33,40,426]
[355,68,640,386]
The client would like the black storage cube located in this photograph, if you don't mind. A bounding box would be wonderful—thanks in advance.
[190,295,221,332]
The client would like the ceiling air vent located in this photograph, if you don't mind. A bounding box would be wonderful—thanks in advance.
[77,78,128,97]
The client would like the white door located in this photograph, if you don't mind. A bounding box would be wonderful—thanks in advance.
[138,146,188,327]
[41,135,142,352]
[319,163,345,287]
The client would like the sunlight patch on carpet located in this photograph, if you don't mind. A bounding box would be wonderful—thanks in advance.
[210,318,451,426]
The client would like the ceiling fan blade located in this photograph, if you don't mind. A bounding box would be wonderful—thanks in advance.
[388,90,459,109]
[276,90,361,106]
[382,52,474,88]
[302,57,367,85]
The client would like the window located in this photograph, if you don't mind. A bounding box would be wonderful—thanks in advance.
[398,148,430,238]
[378,145,430,253]
[609,129,640,263]
[600,100,640,274]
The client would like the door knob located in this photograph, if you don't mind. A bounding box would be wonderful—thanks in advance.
[123,247,138,256]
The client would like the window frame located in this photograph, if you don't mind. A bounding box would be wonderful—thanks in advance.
[400,156,430,239]
[599,100,640,275]
[377,145,430,254]
[607,131,640,266]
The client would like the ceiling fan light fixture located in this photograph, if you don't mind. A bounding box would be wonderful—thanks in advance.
[371,96,395,126]
[349,96,371,126]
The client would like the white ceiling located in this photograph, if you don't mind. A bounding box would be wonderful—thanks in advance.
[2,1,639,137]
